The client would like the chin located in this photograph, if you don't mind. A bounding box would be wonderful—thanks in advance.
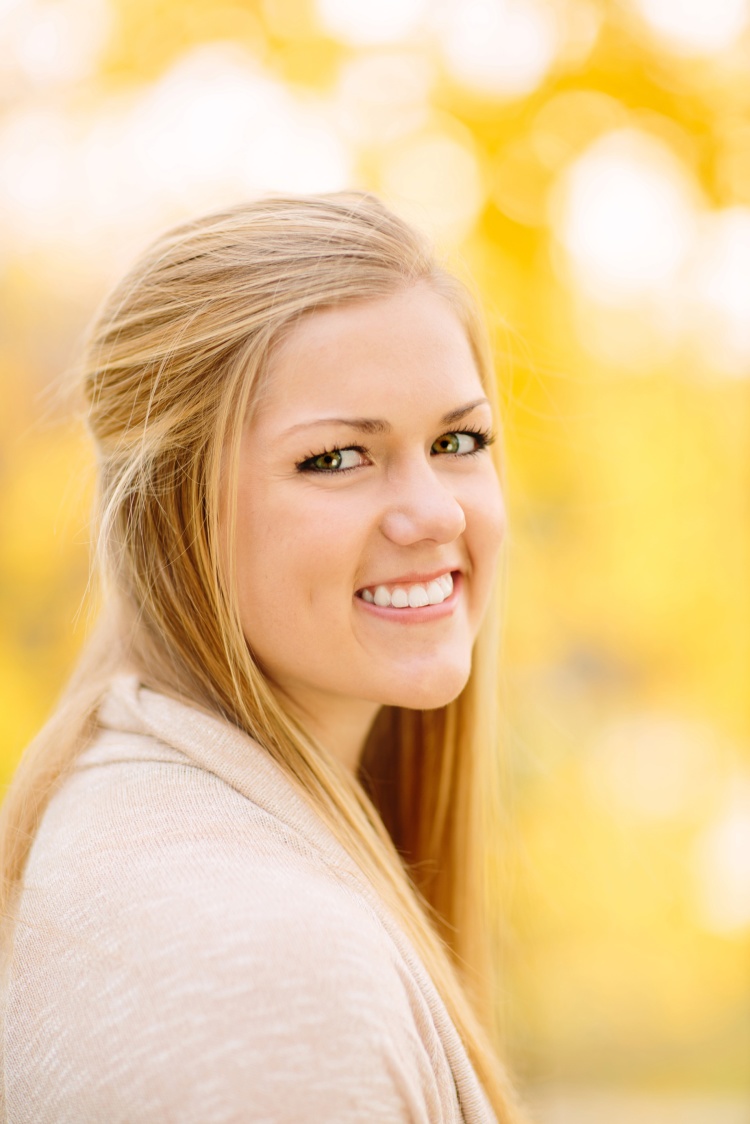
[376,657,472,711]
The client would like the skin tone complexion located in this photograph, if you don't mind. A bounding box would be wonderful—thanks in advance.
[232,283,506,776]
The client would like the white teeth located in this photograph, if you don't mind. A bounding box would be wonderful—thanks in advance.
[426,581,444,605]
[361,573,456,609]
[408,585,430,608]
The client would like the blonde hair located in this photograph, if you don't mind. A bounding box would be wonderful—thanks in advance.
[0,192,529,1122]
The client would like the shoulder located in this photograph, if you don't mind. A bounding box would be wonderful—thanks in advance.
[6,731,444,1123]
[18,725,385,968]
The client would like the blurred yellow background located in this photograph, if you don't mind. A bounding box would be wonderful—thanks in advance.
[1,0,749,1119]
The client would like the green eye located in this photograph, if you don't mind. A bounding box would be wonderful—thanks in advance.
[432,431,488,455]
[298,447,366,473]
[433,433,461,454]
[311,450,343,471]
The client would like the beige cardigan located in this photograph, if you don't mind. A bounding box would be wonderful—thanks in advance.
[3,675,497,1123]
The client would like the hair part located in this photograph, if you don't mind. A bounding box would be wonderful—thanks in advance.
[0,192,529,1122]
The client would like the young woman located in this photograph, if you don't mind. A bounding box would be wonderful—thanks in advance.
[0,193,530,1122]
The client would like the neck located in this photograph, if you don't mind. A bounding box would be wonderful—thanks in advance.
[274,685,381,778]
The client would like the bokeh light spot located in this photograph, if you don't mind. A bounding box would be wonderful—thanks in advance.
[552,128,700,303]
[585,713,721,821]
[379,125,485,246]
[335,51,433,146]
[0,44,351,275]
[0,0,112,90]
[315,0,429,46]
[632,0,750,56]
[432,0,558,99]
[556,0,602,66]
[686,207,750,376]
[692,776,750,934]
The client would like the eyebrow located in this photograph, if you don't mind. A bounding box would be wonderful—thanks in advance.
[281,397,491,439]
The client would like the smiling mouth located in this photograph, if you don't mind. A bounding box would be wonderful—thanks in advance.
[357,572,454,609]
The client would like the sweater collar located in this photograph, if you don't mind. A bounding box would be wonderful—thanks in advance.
[98,672,359,878]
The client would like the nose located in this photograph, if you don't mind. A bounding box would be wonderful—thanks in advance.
[379,461,467,547]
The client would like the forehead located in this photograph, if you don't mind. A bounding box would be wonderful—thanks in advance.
[255,283,485,425]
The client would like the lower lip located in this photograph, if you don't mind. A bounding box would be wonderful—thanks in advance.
[354,572,462,624]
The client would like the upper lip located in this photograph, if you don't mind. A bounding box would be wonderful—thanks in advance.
[356,567,459,591]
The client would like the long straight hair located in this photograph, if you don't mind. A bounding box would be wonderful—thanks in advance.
[0,192,529,1122]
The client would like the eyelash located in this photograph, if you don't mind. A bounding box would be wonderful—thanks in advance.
[295,427,496,475]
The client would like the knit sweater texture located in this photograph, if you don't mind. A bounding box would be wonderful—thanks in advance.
[2,675,497,1123]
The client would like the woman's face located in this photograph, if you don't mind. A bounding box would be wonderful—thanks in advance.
[231,282,505,743]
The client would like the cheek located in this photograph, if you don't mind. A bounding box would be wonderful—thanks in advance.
[234,498,306,603]
[470,471,506,561]
[233,484,363,620]
[462,474,505,623]
[233,514,316,663]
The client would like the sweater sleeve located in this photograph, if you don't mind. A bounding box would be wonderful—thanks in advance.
[5,759,447,1124]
